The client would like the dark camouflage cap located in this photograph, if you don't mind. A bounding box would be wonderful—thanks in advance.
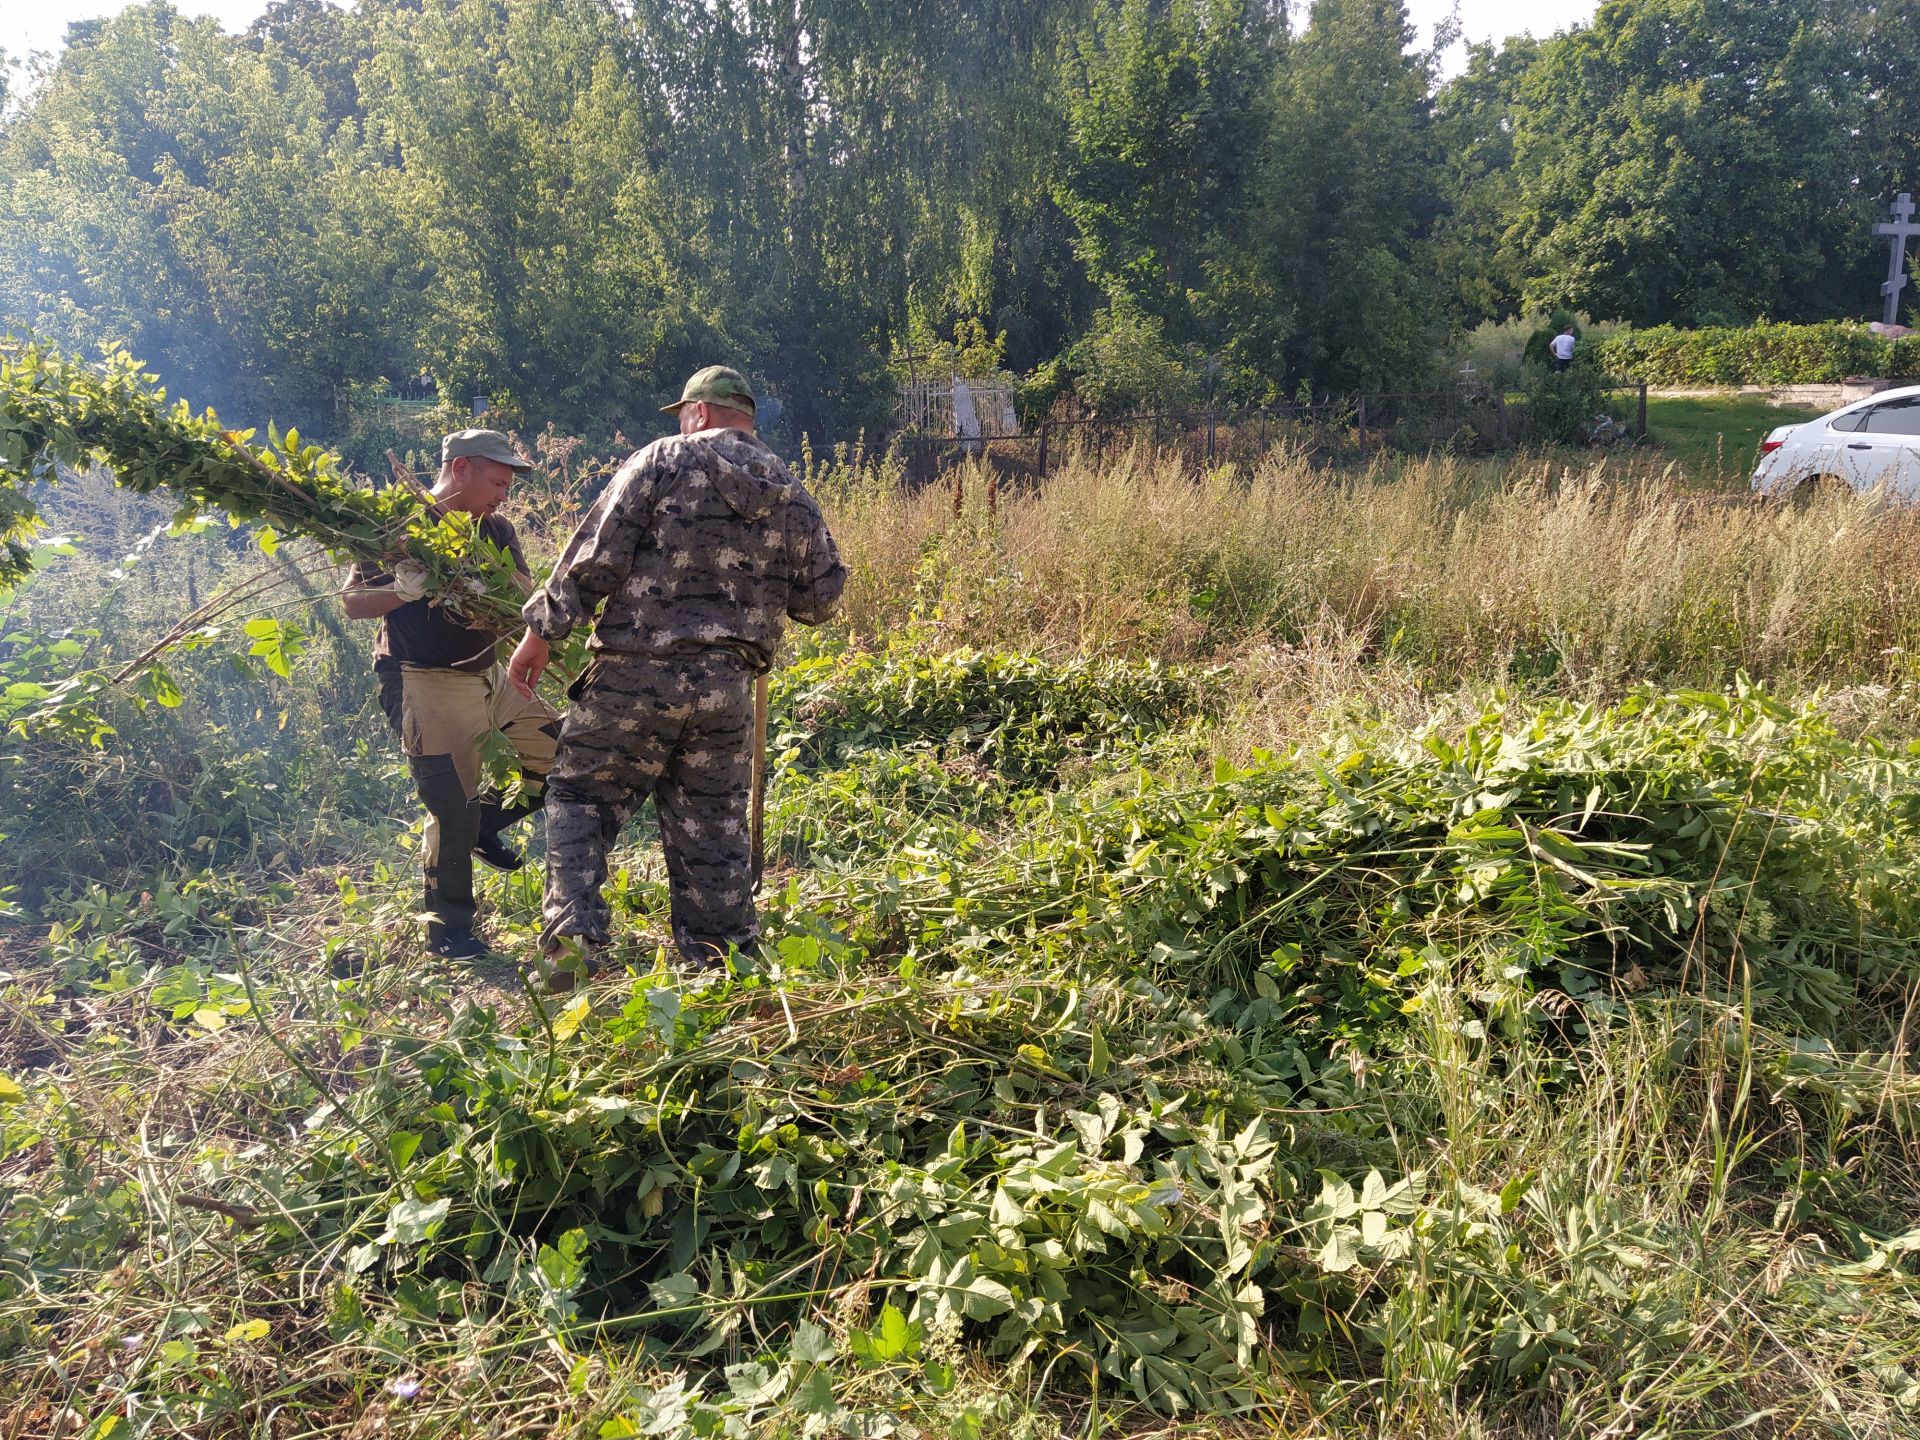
[442,428,534,470]
[662,364,757,415]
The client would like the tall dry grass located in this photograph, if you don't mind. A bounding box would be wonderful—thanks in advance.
[814,443,1920,703]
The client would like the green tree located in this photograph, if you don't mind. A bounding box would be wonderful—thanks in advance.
[0,5,217,382]
[621,0,1077,439]
[1054,0,1284,350]
[1428,35,1537,327]
[245,0,367,130]
[1504,0,1865,326]
[0,2,402,427]
[1,0,1089,444]
[1261,0,1439,393]
[978,191,1103,378]
[1846,1,1920,304]
[356,0,687,434]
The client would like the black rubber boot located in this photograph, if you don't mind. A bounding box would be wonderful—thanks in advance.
[472,831,525,871]
[428,928,492,963]
[540,936,601,994]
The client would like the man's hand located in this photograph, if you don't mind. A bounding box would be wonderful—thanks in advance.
[390,558,430,603]
[506,629,550,698]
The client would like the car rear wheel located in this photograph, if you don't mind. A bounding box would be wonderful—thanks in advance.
[1789,474,1847,505]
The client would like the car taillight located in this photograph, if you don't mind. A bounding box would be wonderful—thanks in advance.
[1760,439,1783,454]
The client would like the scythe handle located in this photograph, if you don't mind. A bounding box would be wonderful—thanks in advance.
[749,672,771,888]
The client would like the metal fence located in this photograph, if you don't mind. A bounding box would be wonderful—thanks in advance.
[897,377,1020,438]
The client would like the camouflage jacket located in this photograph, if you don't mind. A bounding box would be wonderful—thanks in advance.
[523,428,845,670]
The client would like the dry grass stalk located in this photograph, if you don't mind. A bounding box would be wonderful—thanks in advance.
[819,446,1920,707]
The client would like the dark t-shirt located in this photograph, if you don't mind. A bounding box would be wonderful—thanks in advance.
[347,513,528,673]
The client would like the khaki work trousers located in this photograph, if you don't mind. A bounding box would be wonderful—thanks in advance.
[379,663,560,941]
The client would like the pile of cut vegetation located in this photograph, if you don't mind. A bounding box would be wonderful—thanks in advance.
[4,644,1918,1437]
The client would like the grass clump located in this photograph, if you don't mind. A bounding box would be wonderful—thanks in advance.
[1643,392,1824,483]
[826,446,1920,703]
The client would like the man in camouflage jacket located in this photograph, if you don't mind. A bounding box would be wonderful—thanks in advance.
[506,365,845,979]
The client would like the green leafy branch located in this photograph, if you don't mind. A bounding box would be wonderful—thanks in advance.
[0,341,559,738]
[0,341,525,625]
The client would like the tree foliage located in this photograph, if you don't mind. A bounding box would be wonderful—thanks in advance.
[1055,0,1282,348]
[0,3,386,424]
[0,0,1915,432]
[1502,0,1883,326]
[1426,35,1536,327]
[1264,0,1439,394]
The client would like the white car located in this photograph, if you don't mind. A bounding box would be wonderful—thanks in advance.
[1749,385,1920,500]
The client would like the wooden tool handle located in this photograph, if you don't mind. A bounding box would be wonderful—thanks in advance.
[749,672,771,887]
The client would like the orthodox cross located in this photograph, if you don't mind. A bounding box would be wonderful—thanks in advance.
[1875,192,1919,326]
[896,341,924,389]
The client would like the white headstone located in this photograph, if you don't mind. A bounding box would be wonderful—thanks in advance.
[952,380,981,454]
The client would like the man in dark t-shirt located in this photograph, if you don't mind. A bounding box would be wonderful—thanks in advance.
[344,429,560,961]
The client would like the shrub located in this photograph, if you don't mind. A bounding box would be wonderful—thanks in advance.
[1449,312,1628,390]
[1597,321,1920,387]
[1515,359,1609,445]
[1067,300,1203,416]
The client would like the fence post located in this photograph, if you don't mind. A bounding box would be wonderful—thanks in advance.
[1261,407,1270,453]
[1637,382,1648,439]
[1037,422,1048,478]
[1357,395,1369,453]
[1206,408,1216,468]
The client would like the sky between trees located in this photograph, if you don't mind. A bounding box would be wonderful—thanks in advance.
[6,0,1603,76]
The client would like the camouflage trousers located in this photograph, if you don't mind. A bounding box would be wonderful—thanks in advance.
[541,650,757,965]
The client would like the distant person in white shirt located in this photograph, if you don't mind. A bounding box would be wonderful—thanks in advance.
[1550,327,1577,372]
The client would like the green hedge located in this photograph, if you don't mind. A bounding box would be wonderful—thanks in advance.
[1595,322,1920,387]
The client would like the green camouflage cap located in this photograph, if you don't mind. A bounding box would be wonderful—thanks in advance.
[662,364,757,416]
[441,428,534,471]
